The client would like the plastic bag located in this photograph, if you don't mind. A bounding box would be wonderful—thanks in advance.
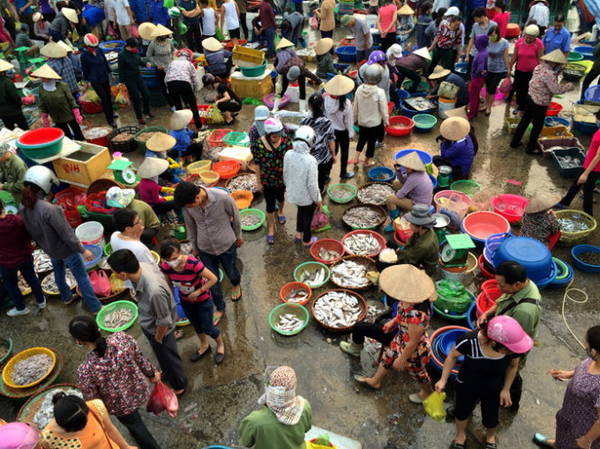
[310,15,319,30]
[147,382,179,417]
[306,435,337,449]
[81,87,100,104]
[499,77,512,95]
[89,270,111,297]
[215,27,225,41]
[311,210,330,232]
[423,391,446,422]
[113,84,130,107]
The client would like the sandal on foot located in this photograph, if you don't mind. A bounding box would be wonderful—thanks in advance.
[266,235,275,245]
[484,443,497,449]
[294,237,302,243]
[214,352,225,365]
[353,375,381,390]
[303,236,318,247]
[231,288,242,301]
[213,312,224,325]
[449,442,465,449]
[278,215,286,224]
[190,347,211,362]
[532,433,554,448]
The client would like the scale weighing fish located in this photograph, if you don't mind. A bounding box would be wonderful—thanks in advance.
[313,291,362,328]
[343,233,381,256]
[104,308,134,328]
[331,260,370,288]
[228,174,258,192]
[299,267,327,287]
[357,184,395,206]
[319,247,341,262]
[276,314,305,332]
[343,207,385,229]
[286,289,309,303]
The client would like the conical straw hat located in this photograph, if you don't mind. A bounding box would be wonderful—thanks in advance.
[315,38,334,56]
[379,264,435,303]
[413,47,431,60]
[525,193,559,213]
[151,24,173,38]
[276,37,294,50]
[138,157,170,178]
[57,40,74,53]
[146,132,176,152]
[443,106,468,120]
[397,4,414,15]
[428,64,451,79]
[396,151,425,171]
[31,64,61,80]
[0,60,14,72]
[170,109,194,130]
[41,42,67,58]
[440,116,470,141]
[324,75,354,96]
[62,7,79,23]
[139,22,158,40]
[541,49,567,65]
[202,37,223,52]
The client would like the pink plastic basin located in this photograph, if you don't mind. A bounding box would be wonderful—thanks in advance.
[462,211,511,242]
[491,194,529,223]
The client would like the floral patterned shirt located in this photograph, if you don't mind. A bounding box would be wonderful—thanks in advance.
[77,332,156,417]
[250,136,292,187]
[528,62,573,106]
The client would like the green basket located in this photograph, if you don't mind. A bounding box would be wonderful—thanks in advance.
[103,243,112,256]
[293,261,330,288]
[327,183,357,204]
[568,51,584,62]
[268,303,310,336]
[222,131,250,147]
[240,208,266,231]
[240,62,267,77]
[0,337,14,365]
[432,301,471,321]
[96,300,139,333]
[450,180,482,196]
[134,126,168,151]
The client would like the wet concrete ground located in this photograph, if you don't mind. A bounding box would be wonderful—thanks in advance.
[1,67,599,449]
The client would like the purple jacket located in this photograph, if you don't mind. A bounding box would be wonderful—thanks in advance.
[471,34,489,79]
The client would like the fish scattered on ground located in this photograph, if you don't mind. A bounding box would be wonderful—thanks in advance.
[33,249,52,274]
[318,247,341,262]
[276,313,305,332]
[313,291,363,328]
[33,388,82,429]
[329,186,355,201]
[298,267,327,287]
[240,214,262,227]
[103,308,134,328]
[343,206,386,229]
[357,184,395,206]
[286,288,309,303]
[577,251,600,265]
[331,260,370,288]
[41,270,76,295]
[11,353,53,386]
[228,174,258,192]
[558,216,591,233]
[343,233,382,256]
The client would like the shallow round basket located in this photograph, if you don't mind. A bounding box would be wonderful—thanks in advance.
[0,338,14,366]
[310,289,367,332]
[356,182,395,206]
[571,244,600,273]
[83,244,103,271]
[96,300,139,333]
[17,383,81,428]
[293,261,330,289]
[326,183,357,204]
[240,208,266,231]
[2,347,57,390]
[268,303,310,336]
[226,172,259,193]
[341,230,387,258]
[556,209,597,243]
[187,160,212,174]
[342,205,387,230]
[450,180,482,197]
[310,239,345,265]
[330,255,377,291]
[385,115,415,136]
[41,271,76,296]
[279,282,312,305]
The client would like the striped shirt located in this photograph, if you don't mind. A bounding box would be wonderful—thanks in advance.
[160,256,211,302]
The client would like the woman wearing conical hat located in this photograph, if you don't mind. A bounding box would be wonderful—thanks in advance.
[0,60,28,130]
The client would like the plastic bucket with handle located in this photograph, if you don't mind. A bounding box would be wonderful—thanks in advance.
[75,221,105,246]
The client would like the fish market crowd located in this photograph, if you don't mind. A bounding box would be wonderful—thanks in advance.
[1,0,600,448]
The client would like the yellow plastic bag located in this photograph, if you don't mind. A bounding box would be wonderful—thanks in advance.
[423,391,446,422]
[306,441,337,449]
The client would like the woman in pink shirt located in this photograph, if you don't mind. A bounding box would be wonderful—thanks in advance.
[491,0,510,37]
[559,111,600,215]
[378,0,398,51]
[137,157,177,215]
[509,24,544,112]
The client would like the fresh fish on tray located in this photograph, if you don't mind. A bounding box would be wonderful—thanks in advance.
[357,184,395,206]
[276,313,305,332]
[558,216,591,232]
[33,388,83,429]
[555,155,581,169]
[298,267,327,287]
[286,288,309,303]
[33,249,52,274]
[318,247,341,262]
[313,291,363,328]
[103,308,134,328]
[11,354,53,386]
[41,270,76,294]
[343,233,381,256]
[228,173,259,192]
[241,214,262,227]
[343,206,386,229]
[331,260,370,288]
[329,187,355,201]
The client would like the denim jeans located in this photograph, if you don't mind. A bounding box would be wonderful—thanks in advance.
[180,299,220,338]
[263,26,276,58]
[197,243,241,312]
[51,252,102,312]
[0,256,45,310]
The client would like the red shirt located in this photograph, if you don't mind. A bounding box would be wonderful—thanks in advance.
[515,37,543,72]
[493,11,510,37]
[160,256,211,302]
[258,1,276,29]
[584,128,600,172]
[0,214,34,268]
[138,178,165,205]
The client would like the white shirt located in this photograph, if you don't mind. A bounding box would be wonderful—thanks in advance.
[107,0,131,25]
[432,0,450,12]
[324,95,355,137]
[110,232,155,265]
[202,7,216,36]
[223,1,239,31]
[528,3,549,27]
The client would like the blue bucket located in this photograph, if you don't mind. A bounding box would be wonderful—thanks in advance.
[335,46,357,63]
[367,166,395,182]
[493,236,553,283]
[574,45,594,60]
[99,40,126,54]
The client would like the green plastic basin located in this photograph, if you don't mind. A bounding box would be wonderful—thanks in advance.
[96,300,139,333]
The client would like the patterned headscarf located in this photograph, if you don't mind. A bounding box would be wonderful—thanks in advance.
[258,366,305,425]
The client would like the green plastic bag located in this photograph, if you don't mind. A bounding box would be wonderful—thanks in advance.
[435,280,472,314]
[423,391,446,422]
[215,27,225,41]
[163,0,174,8]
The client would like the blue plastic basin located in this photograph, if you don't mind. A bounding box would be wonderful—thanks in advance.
[571,244,600,273]
[335,46,357,63]
[493,236,553,283]
[367,166,395,182]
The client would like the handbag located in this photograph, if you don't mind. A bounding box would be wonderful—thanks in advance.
[438,81,458,100]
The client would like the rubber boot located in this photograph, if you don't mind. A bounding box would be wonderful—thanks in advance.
[299,98,307,114]
[384,209,400,233]
[339,339,363,357]
[272,97,281,113]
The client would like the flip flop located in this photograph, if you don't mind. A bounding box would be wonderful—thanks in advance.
[213,311,224,325]
[231,287,242,301]
[266,235,275,245]
[214,352,225,365]
[303,236,318,247]
[278,215,286,224]
[353,375,381,390]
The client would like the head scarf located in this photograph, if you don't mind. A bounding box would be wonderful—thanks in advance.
[258,366,304,425]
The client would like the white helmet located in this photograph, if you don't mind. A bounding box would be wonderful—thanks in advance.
[364,64,383,84]
[264,117,284,135]
[254,105,270,121]
[23,165,59,194]
[444,6,460,16]
[294,125,315,146]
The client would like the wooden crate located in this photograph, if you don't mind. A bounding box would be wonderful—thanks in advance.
[230,72,273,99]
[53,142,111,187]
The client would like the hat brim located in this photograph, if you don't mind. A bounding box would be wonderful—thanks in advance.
[138,158,170,178]
[324,75,354,96]
[503,333,534,354]
[276,38,294,50]
[405,213,435,227]
[62,8,79,23]
[428,69,451,79]
[139,23,158,40]
[170,110,194,129]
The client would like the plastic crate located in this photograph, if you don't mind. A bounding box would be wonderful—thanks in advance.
[207,129,233,148]
[538,136,584,158]
[232,45,265,65]
[551,147,586,178]
[222,131,250,147]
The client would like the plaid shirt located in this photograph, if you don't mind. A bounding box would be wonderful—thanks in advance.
[436,20,463,50]
[48,57,79,94]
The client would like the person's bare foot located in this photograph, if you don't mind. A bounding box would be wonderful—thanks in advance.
[353,375,381,390]
[213,310,224,325]
[231,285,242,301]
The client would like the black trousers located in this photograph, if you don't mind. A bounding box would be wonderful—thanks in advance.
[239,13,248,39]
[334,129,350,177]
[581,67,600,100]
[317,159,333,192]
[395,64,422,92]
[455,382,501,428]
[281,73,306,100]
[143,329,187,391]
[151,200,177,216]
[509,372,523,411]
[141,227,159,247]
[356,124,381,158]
[351,320,395,346]
[560,171,600,216]
[184,22,202,52]
[166,80,202,128]
[380,34,396,52]
[125,80,151,119]
[117,409,162,449]
[56,120,84,141]
[91,81,115,126]
[510,97,548,152]
[513,70,533,112]
[155,69,172,107]
[0,113,29,130]
[296,203,316,243]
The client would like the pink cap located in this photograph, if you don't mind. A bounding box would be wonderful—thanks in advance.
[0,422,40,449]
[487,315,533,354]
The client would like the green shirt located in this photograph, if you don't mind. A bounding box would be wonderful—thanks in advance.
[239,401,312,449]
[316,53,336,79]
[128,199,160,230]
[396,228,439,276]
[495,280,541,338]
[39,82,77,124]
[0,75,23,118]
[0,153,26,202]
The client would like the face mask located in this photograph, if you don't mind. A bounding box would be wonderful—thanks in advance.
[43,79,56,91]
[167,257,181,268]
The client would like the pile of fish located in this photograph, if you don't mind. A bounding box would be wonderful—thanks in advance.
[329,186,355,202]
[285,288,309,303]
[240,214,262,227]
[343,233,382,256]
[318,247,341,262]
[343,206,386,229]
[111,132,135,143]
[228,173,258,192]
[577,251,600,265]
[275,313,305,333]
[297,266,328,287]
[331,260,370,288]
[313,291,363,329]
[41,270,76,295]
[33,388,83,429]
[558,216,591,233]
[11,353,53,386]
[83,127,111,139]
[555,155,582,169]
[33,249,52,274]
[103,307,134,328]
[357,183,395,206]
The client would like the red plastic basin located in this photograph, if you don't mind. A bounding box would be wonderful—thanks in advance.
[462,211,511,242]
[546,102,563,117]
[17,127,64,147]
[491,194,529,223]
[386,115,415,137]
[212,160,241,180]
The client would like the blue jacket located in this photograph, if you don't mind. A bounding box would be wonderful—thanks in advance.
[130,0,169,25]
[81,49,111,84]
[170,128,195,153]
[441,135,475,176]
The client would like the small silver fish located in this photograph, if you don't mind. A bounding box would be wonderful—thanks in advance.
[343,207,386,229]
[299,268,326,287]
[277,313,305,332]
[313,291,362,328]
[331,260,370,288]
[286,289,308,303]
[319,247,341,261]
[357,184,395,206]
[343,233,381,256]
[103,308,134,328]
